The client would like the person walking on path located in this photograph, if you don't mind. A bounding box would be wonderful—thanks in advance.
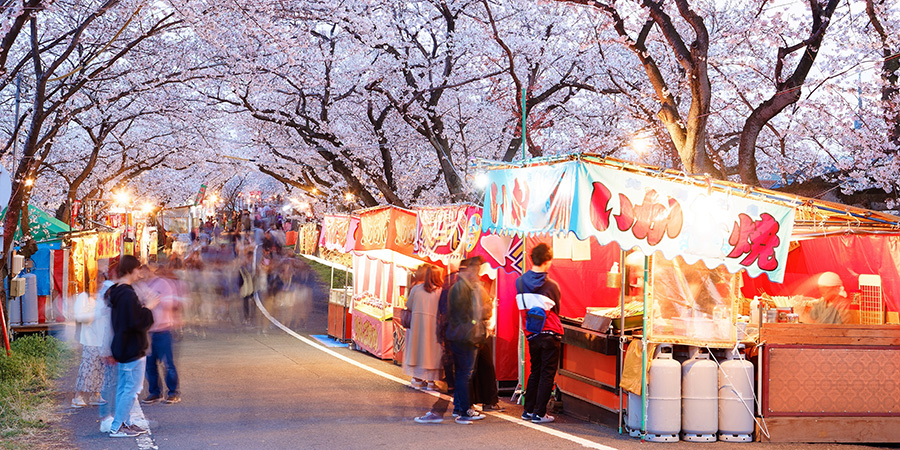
[445,256,488,424]
[515,243,564,424]
[108,255,155,438]
[141,264,184,405]
[403,264,444,391]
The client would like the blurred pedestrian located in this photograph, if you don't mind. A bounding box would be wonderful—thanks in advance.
[108,255,154,438]
[445,256,488,424]
[71,273,111,409]
[141,264,184,405]
[471,280,503,412]
[403,264,444,392]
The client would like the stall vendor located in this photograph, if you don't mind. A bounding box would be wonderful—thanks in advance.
[798,272,853,324]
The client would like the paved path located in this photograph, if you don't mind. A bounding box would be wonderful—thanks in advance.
[57,297,894,450]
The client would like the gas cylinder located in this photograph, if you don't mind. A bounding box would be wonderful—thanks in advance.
[645,344,681,442]
[8,298,22,325]
[625,391,642,437]
[22,273,39,325]
[681,347,718,441]
[718,347,755,442]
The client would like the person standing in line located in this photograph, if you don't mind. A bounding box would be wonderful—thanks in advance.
[445,256,488,424]
[403,264,444,391]
[141,264,184,405]
[515,243,564,424]
[108,255,155,438]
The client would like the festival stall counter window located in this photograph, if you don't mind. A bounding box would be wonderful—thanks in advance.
[350,206,422,360]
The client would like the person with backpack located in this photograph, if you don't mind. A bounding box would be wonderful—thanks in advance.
[515,243,563,424]
[108,255,155,438]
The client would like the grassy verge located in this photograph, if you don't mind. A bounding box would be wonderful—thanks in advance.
[0,335,71,449]
[302,256,353,290]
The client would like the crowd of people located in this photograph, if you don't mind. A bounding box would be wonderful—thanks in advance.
[69,214,566,434]
[69,216,320,438]
[405,243,564,425]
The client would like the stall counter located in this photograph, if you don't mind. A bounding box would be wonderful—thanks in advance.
[556,323,622,426]
[759,323,900,443]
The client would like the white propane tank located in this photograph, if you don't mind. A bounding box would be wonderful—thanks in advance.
[682,347,718,442]
[645,344,681,442]
[8,298,22,325]
[718,347,755,442]
[625,391,642,437]
[22,273,39,325]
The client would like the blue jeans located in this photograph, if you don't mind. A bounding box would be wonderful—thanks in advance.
[146,330,179,397]
[99,362,115,419]
[111,357,146,432]
[448,341,477,416]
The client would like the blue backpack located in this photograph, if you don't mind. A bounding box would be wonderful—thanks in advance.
[525,306,546,335]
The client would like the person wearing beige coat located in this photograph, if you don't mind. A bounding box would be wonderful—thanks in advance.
[403,265,444,390]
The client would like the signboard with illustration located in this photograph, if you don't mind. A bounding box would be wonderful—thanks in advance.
[482,160,795,282]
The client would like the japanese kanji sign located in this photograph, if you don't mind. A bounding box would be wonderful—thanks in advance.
[482,160,795,282]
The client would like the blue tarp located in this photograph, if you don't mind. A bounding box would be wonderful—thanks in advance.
[33,243,59,296]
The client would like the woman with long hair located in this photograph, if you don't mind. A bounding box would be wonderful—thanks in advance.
[402,264,444,391]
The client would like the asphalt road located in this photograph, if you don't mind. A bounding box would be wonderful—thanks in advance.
[58,296,896,450]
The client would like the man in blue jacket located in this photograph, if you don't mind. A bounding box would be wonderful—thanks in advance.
[108,255,155,438]
[516,243,563,424]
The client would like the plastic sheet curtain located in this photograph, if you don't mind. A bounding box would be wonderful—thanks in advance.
[648,253,740,347]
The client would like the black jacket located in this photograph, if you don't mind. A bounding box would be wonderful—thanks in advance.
[108,283,154,363]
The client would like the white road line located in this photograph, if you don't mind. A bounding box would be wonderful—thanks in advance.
[255,295,620,450]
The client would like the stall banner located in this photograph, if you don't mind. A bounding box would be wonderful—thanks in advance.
[295,223,319,255]
[414,205,472,266]
[355,206,418,257]
[482,160,796,282]
[319,214,359,253]
[97,231,122,259]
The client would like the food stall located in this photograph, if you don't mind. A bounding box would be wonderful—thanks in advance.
[479,153,799,439]
[351,205,422,360]
[318,214,359,342]
[740,210,900,442]
[2,205,70,335]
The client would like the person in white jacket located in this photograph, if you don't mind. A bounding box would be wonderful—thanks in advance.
[71,274,114,408]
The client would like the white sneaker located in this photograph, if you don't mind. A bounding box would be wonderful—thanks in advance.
[100,416,114,433]
[71,396,87,408]
[532,414,555,424]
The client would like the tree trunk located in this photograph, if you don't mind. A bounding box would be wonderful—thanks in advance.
[738,0,840,186]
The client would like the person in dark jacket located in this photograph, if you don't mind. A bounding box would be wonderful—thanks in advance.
[108,255,155,438]
[445,256,488,424]
[515,243,563,424]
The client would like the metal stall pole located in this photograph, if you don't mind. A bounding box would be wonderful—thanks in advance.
[617,249,626,434]
[640,254,650,439]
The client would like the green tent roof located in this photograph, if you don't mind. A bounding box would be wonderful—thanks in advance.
[1,204,70,243]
